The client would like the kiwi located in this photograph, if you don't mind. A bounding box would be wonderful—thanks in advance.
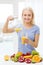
[14,57,18,62]
[32,60,36,63]
[11,57,14,61]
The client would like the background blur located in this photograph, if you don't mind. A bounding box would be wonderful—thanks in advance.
[0,0,43,61]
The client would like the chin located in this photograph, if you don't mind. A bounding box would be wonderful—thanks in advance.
[25,21,31,24]
[26,22,31,24]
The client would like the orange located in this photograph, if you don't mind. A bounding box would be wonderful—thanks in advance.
[17,52,23,56]
[32,55,41,63]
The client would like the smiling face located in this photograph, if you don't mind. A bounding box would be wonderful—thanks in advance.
[22,8,34,24]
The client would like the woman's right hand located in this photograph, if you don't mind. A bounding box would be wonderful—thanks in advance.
[7,16,14,21]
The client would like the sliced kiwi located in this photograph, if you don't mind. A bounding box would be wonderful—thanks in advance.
[14,57,18,62]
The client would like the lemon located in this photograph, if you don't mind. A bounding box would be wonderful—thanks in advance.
[4,55,9,61]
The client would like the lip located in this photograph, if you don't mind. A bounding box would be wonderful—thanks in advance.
[24,18,30,20]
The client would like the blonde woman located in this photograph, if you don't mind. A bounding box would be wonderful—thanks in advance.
[3,8,40,54]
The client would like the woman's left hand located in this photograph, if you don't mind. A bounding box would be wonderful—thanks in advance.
[24,38,29,44]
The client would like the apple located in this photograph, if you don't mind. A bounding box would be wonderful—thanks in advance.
[15,54,20,59]
[11,56,18,62]
[15,52,23,59]
[22,54,26,56]
[26,52,31,55]
[25,58,31,63]
[18,56,25,62]
[22,52,31,56]
[31,50,39,56]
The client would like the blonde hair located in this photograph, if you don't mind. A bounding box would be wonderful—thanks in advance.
[22,7,34,24]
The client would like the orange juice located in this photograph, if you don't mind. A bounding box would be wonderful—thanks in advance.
[21,36,27,44]
[15,28,22,32]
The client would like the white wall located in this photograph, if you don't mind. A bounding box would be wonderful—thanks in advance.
[0,0,43,57]
[0,0,27,17]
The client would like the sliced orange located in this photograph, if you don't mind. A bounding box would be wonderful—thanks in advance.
[32,55,41,63]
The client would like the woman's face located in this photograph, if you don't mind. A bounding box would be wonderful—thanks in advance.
[22,9,33,24]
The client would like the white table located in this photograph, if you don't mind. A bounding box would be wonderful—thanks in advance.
[0,60,43,65]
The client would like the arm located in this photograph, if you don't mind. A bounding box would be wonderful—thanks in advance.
[24,34,40,48]
[28,34,40,48]
[3,16,15,33]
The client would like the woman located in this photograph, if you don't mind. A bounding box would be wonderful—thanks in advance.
[3,8,40,54]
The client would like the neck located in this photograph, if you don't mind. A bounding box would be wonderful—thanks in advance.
[23,22,32,27]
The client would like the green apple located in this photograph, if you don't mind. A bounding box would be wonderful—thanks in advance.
[15,54,20,59]
[31,50,39,56]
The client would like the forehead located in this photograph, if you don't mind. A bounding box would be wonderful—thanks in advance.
[22,9,32,14]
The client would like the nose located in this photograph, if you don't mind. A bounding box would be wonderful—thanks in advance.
[25,15,29,18]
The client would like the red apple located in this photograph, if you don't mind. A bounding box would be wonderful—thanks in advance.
[18,56,25,62]
[26,52,31,55]
[25,58,31,63]
[22,54,26,56]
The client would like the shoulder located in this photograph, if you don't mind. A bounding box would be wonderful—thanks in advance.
[33,24,40,34]
[33,24,40,30]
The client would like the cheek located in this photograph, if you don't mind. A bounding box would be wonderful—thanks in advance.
[28,16,33,21]
[22,16,26,20]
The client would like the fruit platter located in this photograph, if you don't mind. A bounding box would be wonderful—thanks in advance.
[4,50,43,64]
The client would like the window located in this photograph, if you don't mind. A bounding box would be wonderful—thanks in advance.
[0,4,13,29]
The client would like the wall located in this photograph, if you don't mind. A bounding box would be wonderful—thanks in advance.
[0,0,43,57]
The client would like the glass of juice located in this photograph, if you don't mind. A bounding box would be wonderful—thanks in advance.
[21,32,28,44]
[15,28,22,32]
[21,36,27,44]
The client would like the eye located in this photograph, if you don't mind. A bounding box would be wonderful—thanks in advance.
[24,14,27,16]
[28,14,31,16]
